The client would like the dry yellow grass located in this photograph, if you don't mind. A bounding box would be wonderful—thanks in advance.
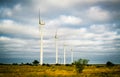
[0,65,120,77]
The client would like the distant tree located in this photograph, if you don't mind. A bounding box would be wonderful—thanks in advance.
[32,60,39,65]
[12,63,18,65]
[0,63,4,65]
[106,61,114,67]
[42,63,46,66]
[55,63,61,66]
[21,62,24,65]
[65,64,71,66]
[83,59,89,65]
[74,58,89,73]
[25,63,32,65]
[46,63,50,67]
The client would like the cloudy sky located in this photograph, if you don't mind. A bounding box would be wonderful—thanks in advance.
[0,0,120,64]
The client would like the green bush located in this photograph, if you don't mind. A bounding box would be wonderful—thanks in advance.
[106,61,114,67]
[74,59,89,73]
[32,60,39,66]
[12,63,18,65]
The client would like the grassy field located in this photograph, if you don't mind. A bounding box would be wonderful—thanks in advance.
[0,64,120,77]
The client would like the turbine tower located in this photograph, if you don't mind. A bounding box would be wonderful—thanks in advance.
[71,48,73,63]
[39,9,45,65]
[55,30,58,64]
[63,43,66,65]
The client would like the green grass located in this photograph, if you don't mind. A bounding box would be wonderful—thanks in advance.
[0,64,120,77]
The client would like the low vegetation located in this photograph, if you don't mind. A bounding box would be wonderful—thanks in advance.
[0,64,120,77]
[32,60,39,66]
[106,61,115,67]
[0,59,119,77]
[73,58,89,73]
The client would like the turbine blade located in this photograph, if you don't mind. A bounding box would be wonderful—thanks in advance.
[39,9,40,24]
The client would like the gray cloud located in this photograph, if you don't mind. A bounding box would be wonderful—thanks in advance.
[0,0,120,64]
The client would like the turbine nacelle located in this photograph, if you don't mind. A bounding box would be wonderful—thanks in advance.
[39,20,45,25]
[39,9,45,25]
[55,33,58,39]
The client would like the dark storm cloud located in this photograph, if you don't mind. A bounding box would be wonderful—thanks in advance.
[0,0,35,24]
[98,1,120,11]
[97,1,120,23]
[0,0,30,7]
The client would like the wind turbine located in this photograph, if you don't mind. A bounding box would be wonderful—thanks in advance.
[71,48,73,63]
[39,9,45,65]
[55,30,58,64]
[63,43,66,65]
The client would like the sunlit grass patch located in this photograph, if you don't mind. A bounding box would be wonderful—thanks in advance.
[0,65,120,77]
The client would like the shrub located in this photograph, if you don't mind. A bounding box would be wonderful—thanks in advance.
[12,63,18,65]
[55,63,61,66]
[46,63,50,67]
[32,60,39,66]
[42,63,46,66]
[25,63,32,65]
[106,61,114,67]
[74,59,89,73]
[65,64,72,66]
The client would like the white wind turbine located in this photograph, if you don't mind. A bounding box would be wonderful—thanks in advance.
[71,48,73,63]
[55,30,58,64]
[63,43,66,65]
[39,9,45,65]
